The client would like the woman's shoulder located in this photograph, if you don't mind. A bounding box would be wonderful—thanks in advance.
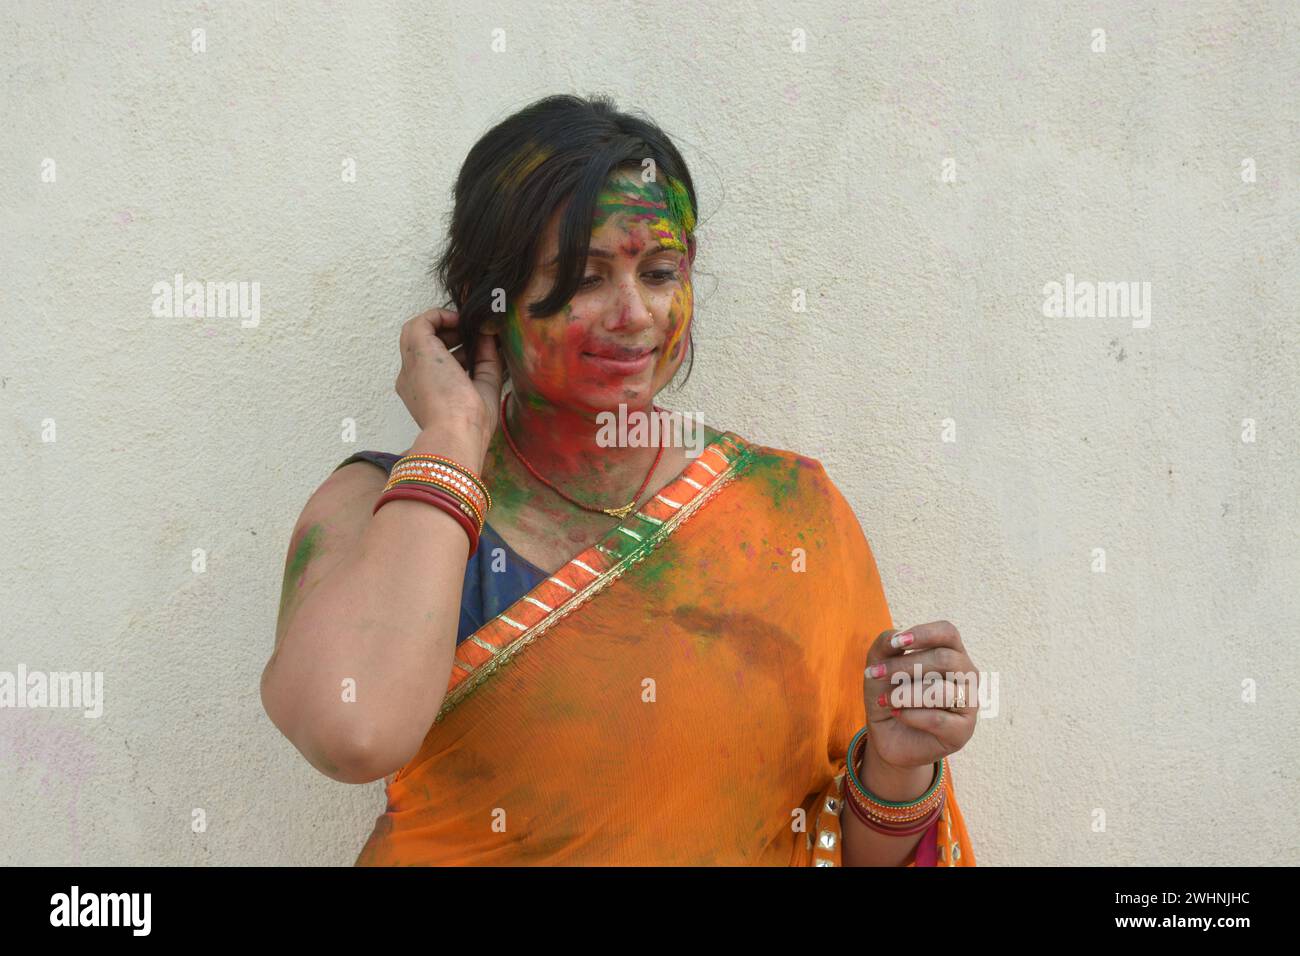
[702,427,862,520]
[707,427,833,487]
[706,428,878,566]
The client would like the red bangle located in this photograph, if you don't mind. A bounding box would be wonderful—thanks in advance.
[385,475,484,527]
[414,485,483,552]
[375,485,480,556]
[844,789,944,836]
[373,485,480,557]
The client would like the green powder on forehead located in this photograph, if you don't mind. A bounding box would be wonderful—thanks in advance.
[594,174,695,238]
[664,175,696,235]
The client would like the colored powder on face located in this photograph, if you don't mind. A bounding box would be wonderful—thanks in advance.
[503,301,525,359]
[664,175,696,235]
[509,171,698,405]
[595,176,666,223]
[656,283,693,377]
[592,190,654,234]
[591,174,693,259]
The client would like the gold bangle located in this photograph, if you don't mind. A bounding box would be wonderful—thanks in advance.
[389,458,489,502]
[395,454,492,509]
[387,465,489,513]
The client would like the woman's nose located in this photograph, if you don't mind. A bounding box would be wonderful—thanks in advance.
[604,273,655,332]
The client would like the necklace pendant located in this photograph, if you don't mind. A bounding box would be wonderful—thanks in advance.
[604,502,637,519]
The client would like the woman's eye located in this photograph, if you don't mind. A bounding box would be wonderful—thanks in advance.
[578,270,676,289]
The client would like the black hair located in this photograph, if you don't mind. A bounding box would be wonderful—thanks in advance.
[433,93,699,384]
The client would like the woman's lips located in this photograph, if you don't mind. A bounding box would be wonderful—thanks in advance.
[581,347,656,375]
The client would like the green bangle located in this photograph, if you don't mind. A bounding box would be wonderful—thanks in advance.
[845,724,944,809]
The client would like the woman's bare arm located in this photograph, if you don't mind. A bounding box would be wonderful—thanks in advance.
[261,307,503,784]
[260,426,487,784]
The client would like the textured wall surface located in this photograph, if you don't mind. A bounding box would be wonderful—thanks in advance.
[2,0,1297,866]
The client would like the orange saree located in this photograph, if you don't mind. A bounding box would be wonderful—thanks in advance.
[355,431,975,866]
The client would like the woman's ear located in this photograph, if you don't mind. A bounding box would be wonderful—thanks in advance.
[686,235,697,267]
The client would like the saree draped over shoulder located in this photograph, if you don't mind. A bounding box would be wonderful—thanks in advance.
[355,432,976,866]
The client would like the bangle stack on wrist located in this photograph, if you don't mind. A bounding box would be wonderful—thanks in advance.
[372,453,492,556]
[842,724,946,836]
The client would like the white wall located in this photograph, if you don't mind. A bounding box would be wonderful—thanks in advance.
[2,0,1296,865]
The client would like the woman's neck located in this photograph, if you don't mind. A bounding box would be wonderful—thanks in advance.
[499,389,662,499]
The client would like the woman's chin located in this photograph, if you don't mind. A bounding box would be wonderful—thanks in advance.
[568,382,658,413]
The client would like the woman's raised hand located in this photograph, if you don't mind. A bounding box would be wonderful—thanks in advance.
[394,308,504,457]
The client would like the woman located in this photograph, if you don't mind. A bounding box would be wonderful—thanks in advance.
[261,94,979,866]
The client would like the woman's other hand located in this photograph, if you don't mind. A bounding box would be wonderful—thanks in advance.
[861,621,979,772]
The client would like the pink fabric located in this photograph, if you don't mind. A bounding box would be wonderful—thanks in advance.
[914,817,940,866]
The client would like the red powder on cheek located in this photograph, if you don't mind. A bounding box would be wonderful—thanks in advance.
[558,318,591,386]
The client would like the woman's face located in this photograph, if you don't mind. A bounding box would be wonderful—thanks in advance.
[491,169,695,415]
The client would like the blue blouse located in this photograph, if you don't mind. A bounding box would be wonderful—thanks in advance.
[334,451,548,644]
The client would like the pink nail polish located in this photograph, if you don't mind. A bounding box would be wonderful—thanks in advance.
[866,663,887,679]
[891,708,901,716]
[876,693,887,707]
[891,632,914,649]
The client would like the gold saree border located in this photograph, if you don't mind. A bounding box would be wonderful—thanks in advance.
[430,430,757,725]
